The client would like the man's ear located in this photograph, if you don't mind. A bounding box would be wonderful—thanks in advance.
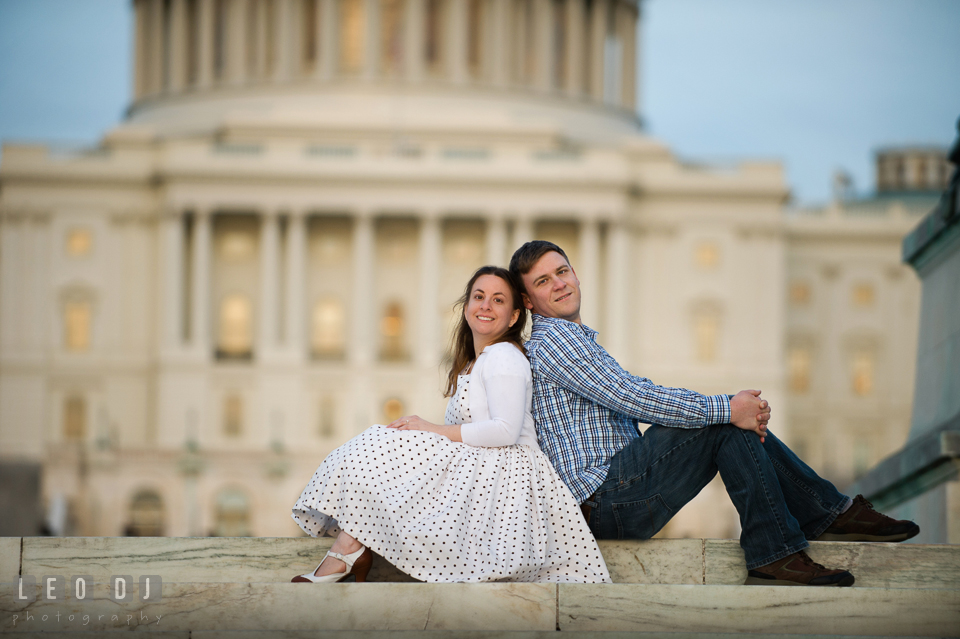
[521,293,534,311]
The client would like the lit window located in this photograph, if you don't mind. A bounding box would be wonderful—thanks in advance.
[311,298,345,358]
[788,347,811,394]
[214,488,251,537]
[852,284,875,308]
[380,301,407,360]
[127,490,164,537]
[218,294,252,356]
[851,351,874,396]
[789,282,811,306]
[695,242,719,269]
[224,394,243,436]
[381,0,404,75]
[64,300,92,352]
[694,312,720,363]
[66,229,92,257]
[318,396,336,438]
[221,232,255,260]
[339,0,364,73]
[383,398,404,422]
[64,396,86,440]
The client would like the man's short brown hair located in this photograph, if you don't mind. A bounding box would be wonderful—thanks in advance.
[509,240,571,292]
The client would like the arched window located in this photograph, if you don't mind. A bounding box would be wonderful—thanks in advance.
[379,301,407,360]
[66,228,92,257]
[695,242,720,270]
[214,488,251,537]
[851,351,874,396]
[63,396,86,440]
[318,395,336,438]
[788,346,811,394]
[64,298,92,352]
[692,304,722,364]
[127,490,164,537]
[223,394,243,437]
[218,294,253,357]
[339,0,364,73]
[312,298,345,358]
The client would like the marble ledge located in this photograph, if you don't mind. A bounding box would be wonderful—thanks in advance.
[0,582,557,633]
[558,584,960,636]
[0,537,20,583]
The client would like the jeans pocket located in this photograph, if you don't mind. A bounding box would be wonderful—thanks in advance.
[612,493,673,539]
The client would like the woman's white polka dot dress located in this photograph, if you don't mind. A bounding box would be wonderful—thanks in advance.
[292,374,611,583]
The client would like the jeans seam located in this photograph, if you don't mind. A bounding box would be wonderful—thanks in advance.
[767,455,848,539]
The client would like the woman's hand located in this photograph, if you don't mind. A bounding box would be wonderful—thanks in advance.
[387,415,462,442]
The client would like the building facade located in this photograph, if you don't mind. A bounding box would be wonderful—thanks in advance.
[0,0,934,540]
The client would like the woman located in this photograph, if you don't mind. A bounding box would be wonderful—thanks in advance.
[291,266,610,584]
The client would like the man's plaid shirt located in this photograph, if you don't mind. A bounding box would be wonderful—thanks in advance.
[526,315,731,504]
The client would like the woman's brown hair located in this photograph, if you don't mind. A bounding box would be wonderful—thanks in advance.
[444,266,527,397]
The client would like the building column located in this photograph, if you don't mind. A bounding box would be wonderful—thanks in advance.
[486,215,508,267]
[579,218,600,325]
[284,211,307,359]
[197,0,216,88]
[448,0,468,84]
[418,214,441,368]
[316,0,337,80]
[490,0,510,87]
[350,213,375,365]
[259,212,281,358]
[162,209,186,352]
[404,0,425,82]
[226,0,249,84]
[588,0,606,101]
[148,0,164,93]
[274,0,299,81]
[363,0,381,79]
[604,219,628,358]
[190,210,212,358]
[512,217,535,252]
[565,0,584,96]
[168,0,189,92]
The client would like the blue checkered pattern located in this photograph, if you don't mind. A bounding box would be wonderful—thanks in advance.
[527,315,731,504]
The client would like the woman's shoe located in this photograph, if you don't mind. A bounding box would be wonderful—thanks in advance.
[291,546,372,583]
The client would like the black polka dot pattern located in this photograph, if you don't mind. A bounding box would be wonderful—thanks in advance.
[291,375,611,583]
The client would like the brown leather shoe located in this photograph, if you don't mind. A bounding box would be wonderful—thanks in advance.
[745,551,855,586]
[815,495,920,542]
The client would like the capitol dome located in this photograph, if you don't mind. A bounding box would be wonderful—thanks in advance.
[128,0,641,144]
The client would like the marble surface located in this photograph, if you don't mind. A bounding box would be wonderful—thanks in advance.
[703,539,960,589]
[18,536,417,584]
[558,583,960,635]
[597,539,703,584]
[0,537,19,583]
[1,582,556,632]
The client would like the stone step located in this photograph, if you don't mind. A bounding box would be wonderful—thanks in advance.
[7,536,960,589]
[2,582,957,635]
[0,633,942,639]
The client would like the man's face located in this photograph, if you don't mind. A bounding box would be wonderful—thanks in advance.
[520,251,582,323]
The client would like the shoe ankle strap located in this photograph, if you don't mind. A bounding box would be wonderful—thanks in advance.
[326,549,360,568]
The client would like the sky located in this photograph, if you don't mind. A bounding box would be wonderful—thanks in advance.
[0,0,957,206]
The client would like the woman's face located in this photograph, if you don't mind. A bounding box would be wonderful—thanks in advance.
[464,274,521,344]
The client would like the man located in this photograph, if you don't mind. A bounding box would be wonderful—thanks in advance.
[509,240,919,586]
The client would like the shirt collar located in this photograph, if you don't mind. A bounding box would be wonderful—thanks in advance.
[530,314,599,341]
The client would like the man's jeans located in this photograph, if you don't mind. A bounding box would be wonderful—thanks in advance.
[584,424,849,569]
